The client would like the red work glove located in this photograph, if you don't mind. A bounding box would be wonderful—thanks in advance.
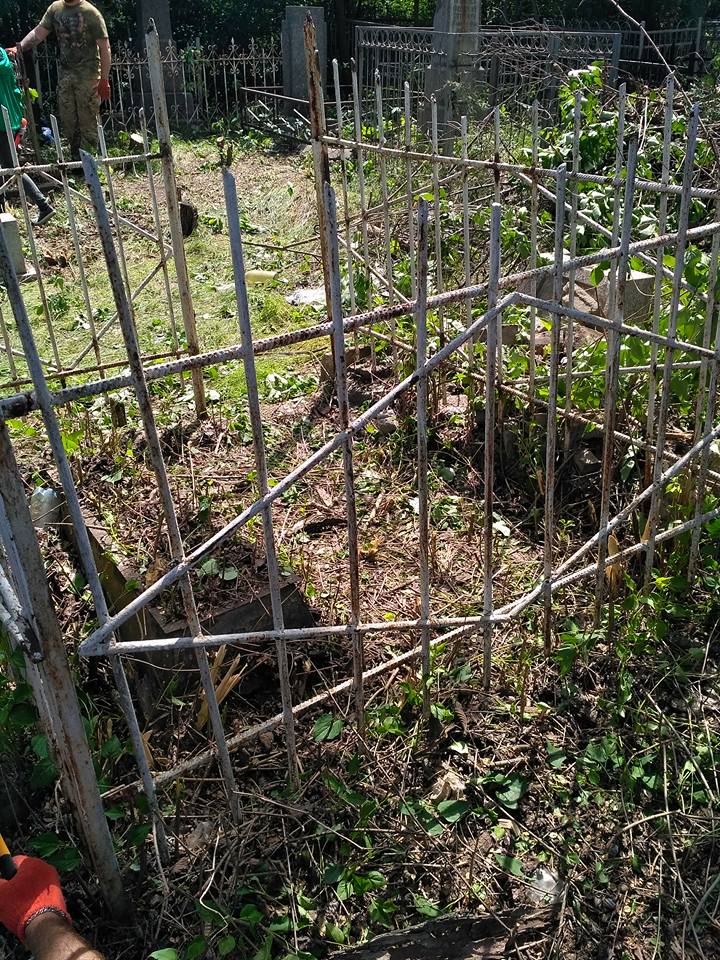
[97,77,111,102]
[0,856,71,943]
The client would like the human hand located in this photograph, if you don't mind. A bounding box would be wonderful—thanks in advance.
[5,46,18,57]
[0,856,71,943]
[97,78,111,101]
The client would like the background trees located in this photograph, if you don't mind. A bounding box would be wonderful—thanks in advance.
[0,1,715,52]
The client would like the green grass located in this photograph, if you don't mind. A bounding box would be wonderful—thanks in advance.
[0,135,323,403]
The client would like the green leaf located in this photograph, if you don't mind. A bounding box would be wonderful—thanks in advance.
[218,935,237,956]
[494,853,524,878]
[149,951,178,960]
[269,917,292,933]
[313,713,344,742]
[128,823,151,848]
[590,262,608,287]
[100,735,123,760]
[252,935,274,960]
[595,861,610,886]
[184,937,206,960]
[546,741,567,769]
[31,734,49,758]
[221,565,239,581]
[199,558,220,577]
[105,806,125,821]
[436,799,470,822]
[31,832,62,857]
[325,922,346,944]
[9,702,38,728]
[30,757,58,789]
[412,894,441,917]
[336,878,354,901]
[238,903,263,927]
[495,774,528,809]
[323,863,344,884]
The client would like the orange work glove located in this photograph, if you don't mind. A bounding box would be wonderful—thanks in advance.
[97,78,111,102]
[0,856,71,943]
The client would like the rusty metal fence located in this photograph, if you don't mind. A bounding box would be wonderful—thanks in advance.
[1,19,720,909]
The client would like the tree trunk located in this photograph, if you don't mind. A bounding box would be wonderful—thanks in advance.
[330,908,557,960]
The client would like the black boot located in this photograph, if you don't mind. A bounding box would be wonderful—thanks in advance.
[35,201,55,226]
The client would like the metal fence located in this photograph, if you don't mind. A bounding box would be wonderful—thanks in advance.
[0,30,200,404]
[33,36,288,135]
[2,18,720,911]
[354,22,622,121]
[353,18,708,124]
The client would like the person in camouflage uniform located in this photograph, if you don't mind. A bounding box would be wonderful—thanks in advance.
[11,0,111,159]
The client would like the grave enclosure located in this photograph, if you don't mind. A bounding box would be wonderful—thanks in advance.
[0,13,719,924]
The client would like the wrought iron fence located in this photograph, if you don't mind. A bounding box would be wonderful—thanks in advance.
[33,37,288,135]
[354,23,622,124]
[352,18,708,127]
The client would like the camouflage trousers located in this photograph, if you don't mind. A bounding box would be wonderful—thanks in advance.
[57,70,100,159]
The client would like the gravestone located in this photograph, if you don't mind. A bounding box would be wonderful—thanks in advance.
[0,213,28,278]
[426,0,482,131]
[282,5,326,110]
[137,0,173,50]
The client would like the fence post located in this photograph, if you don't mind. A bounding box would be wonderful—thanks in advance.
[610,32,621,87]
[694,17,705,75]
[0,422,131,920]
[145,19,206,419]
[304,14,335,342]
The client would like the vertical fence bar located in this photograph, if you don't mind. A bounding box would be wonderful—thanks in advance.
[492,105,503,380]
[0,220,162,892]
[606,85,627,328]
[689,233,720,580]
[563,90,582,454]
[430,97,445,384]
[375,70,396,360]
[97,124,132,301]
[493,105,501,205]
[323,182,365,735]
[140,108,181,365]
[304,15,335,340]
[50,114,102,376]
[332,59,356,318]
[223,169,299,782]
[644,107,700,586]
[0,295,17,383]
[528,100,540,414]
[594,138,638,623]
[461,115,472,331]
[82,151,240,820]
[404,82,417,300]
[146,21,206,419]
[351,59,374,363]
[2,108,61,373]
[415,200,431,717]
[691,201,720,452]
[542,165,567,655]
[483,203,501,689]
[645,78,674,490]
[461,114,474,418]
